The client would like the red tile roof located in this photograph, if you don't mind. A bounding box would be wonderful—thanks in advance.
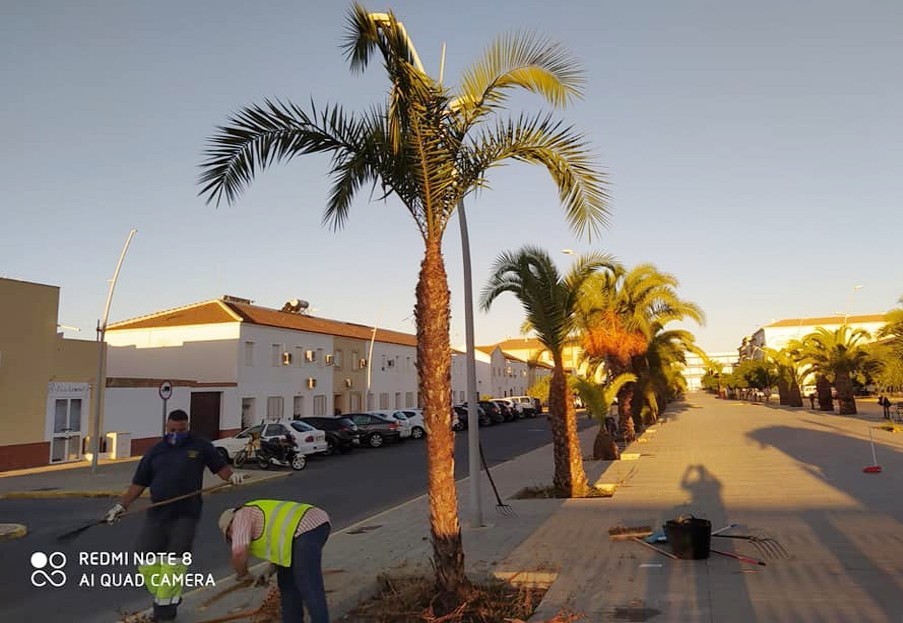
[108,299,417,347]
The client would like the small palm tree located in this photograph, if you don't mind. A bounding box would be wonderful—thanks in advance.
[574,372,635,459]
[797,326,872,415]
[198,5,609,602]
[480,246,615,496]
[766,346,805,407]
[636,326,698,422]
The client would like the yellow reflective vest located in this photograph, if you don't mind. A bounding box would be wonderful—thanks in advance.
[245,499,312,566]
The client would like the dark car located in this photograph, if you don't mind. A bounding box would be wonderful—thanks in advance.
[533,397,543,414]
[479,400,506,424]
[454,404,491,428]
[298,416,361,455]
[345,412,403,448]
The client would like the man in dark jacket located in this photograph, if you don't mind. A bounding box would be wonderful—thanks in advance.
[105,409,243,621]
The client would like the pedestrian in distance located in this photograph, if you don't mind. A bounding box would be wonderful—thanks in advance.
[881,395,892,419]
[808,393,817,410]
[104,409,244,622]
[218,499,331,623]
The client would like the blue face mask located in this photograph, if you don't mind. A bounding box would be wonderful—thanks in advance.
[164,431,189,446]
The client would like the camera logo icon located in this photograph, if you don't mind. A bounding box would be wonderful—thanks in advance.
[30,551,67,588]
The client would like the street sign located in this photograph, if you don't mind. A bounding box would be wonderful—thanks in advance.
[158,380,173,400]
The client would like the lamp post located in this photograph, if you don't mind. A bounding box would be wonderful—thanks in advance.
[843,285,863,324]
[368,13,482,528]
[90,228,137,474]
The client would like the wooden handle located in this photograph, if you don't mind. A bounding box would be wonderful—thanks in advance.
[129,482,233,514]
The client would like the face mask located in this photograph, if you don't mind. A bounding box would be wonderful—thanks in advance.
[164,431,189,446]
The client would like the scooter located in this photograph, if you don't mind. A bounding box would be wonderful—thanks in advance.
[258,434,307,471]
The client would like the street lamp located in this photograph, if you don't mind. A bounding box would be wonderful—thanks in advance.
[367,12,482,528]
[90,229,137,474]
[843,284,863,324]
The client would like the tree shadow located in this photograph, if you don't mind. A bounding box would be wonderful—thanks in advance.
[748,425,903,620]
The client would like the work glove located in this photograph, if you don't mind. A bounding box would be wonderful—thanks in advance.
[253,563,277,587]
[104,503,126,524]
[229,472,245,486]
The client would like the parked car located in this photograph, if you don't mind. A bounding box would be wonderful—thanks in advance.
[492,398,519,421]
[532,397,543,414]
[510,395,538,417]
[346,412,403,447]
[461,401,503,425]
[212,420,326,462]
[298,416,361,455]
[287,420,330,456]
[367,409,413,439]
[397,409,426,439]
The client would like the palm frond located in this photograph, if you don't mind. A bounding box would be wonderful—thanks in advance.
[457,32,583,119]
[466,113,609,240]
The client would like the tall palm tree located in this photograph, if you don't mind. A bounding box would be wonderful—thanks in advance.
[197,5,609,602]
[635,325,697,423]
[577,264,704,441]
[480,246,615,496]
[796,326,871,415]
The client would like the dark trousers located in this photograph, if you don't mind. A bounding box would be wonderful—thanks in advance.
[138,513,198,620]
[276,522,331,623]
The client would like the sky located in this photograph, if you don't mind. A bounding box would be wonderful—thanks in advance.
[2,0,902,353]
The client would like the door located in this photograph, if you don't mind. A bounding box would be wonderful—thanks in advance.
[50,397,83,463]
[333,393,345,415]
[190,392,221,441]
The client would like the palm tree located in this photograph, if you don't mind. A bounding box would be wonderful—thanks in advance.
[635,326,698,423]
[766,346,804,407]
[480,246,615,496]
[577,264,704,441]
[574,372,635,459]
[197,5,609,602]
[796,326,872,415]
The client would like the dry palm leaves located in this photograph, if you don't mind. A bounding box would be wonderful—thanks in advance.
[348,575,552,622]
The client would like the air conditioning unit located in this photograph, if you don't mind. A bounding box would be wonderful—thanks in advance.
[306,377,317,389]
[344,378,353,388]
[358,358,368,369]
[282,352,293,365]
[387,359,395,368]
[325,354,334,366]
[305,350,315,363]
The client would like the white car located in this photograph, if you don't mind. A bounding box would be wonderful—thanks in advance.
[396,409,426,439]
[367,410,413,439]
[213,420,327,461]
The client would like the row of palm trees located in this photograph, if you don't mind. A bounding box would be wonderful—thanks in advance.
[704,299,903,415]
[195,4,702,612]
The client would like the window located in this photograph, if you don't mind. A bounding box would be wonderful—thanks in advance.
[395,392,402,408]
[243,342,255,366]
[271,344,281,367]
[313,395,327,416]
[316,348,325,368]
[295,346,304,368]
[379,392,389,409]
[237,425,262,439]
[241,398,256,427]
[366,392,374,410]
[405,392,414,408]
[334,349,344,369]
[293,395,304,418]
[351,351,360,369]
[266,396,284,419]
[350,392,362,411]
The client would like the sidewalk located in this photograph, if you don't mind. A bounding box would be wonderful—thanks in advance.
[117,393,903,622]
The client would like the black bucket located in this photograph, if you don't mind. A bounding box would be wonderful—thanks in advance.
[664,517,711,559]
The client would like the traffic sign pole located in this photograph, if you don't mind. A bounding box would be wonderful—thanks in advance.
[159,381,173,434]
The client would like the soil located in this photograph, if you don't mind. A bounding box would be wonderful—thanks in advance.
[511,484,611,499]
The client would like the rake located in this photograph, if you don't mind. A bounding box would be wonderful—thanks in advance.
[479,442,515,516]
[712,534,789,559]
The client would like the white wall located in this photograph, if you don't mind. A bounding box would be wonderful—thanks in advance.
[368,341,418,409]
[107,324,240,383]
[104,386,193,440]
[451,349,492,403]
[236,324,334,420]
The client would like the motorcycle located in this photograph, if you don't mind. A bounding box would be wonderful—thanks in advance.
[257,434,307,471]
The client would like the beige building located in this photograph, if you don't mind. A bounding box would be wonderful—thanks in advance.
[0,278,102,470]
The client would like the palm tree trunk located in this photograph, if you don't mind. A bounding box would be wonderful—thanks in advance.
[416,238,467,601]
[788,381,803,408]
[592,424,619,460]
[617,383,637,442]
[548,361,589,496]
[835,371,858,415]
[777,378,790,405]
[816,375,834,412]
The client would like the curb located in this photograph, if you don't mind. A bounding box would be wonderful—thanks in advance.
[0,469,291,500]
[0,523,27,541]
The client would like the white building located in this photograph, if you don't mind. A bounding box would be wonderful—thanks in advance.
[742,313,887,359]
[682,351,737,392]
[105,296,416,454]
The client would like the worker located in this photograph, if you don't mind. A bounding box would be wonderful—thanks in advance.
[105,409,244,622]
[218,499,331,623]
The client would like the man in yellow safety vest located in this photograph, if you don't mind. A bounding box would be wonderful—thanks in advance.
[219,499,331,623]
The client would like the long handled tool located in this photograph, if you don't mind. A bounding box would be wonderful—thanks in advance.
[864,427,883,473]
[710,547,766,566]
[479,442,514,516]
[57,482,233,542]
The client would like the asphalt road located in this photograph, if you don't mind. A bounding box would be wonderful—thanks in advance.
[0,414,593,622]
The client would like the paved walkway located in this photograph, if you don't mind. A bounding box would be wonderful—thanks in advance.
[13,393,898,622]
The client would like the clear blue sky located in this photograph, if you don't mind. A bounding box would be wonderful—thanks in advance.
[3,1,901,352]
